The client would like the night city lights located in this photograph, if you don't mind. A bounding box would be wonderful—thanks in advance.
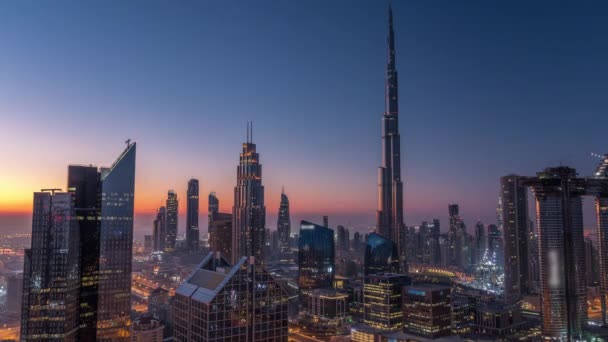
[1,1,608,342]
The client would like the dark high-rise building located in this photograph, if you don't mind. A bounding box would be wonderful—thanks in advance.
[186,179,199,251]
[7,273,22,313]
[21,190,80,341]
[165,190,178,252]
[144,234,152,254]
[376,2,406,274]
[173,253,288,341]
[323,215,329,228]
[364,232,399,276]
[96,142,137,341]
[448,204,466,268]
[429,219,441,266]
[21,143,136,342]
[363,273,410,332]
[277,189,291,254]
[500,175,530,305]
[337,225,350,255]
[353,232,363,254]
[298,221,335,291]
[403,285,452,338]
[527,167,586,341]
[474,221,486,264]
[209,212,233,262]
[208,192,219,234]
[232,123,266,265]
[153,207,166,252]
[67,164,101,340]
[585,238,600,287]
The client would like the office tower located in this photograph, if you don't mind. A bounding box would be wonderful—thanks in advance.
[7,273,22,313]
[585,238,600,286]
[528,167,586,341]
[376,2,406,274]
[337,225,349,255]
[353,232,363,254]
[474,221,486,264]
[153,207,166,252]
[364,232,399,276]
[271,229,279,251]
[232,123,266,265]
[132,314,164,342]
[144,235,153,254]
[165,190,178,252]
[21,190,80,341]
[209,212,233,263]
[298,221,335,292]
[277,189,291,254]
[590,153,608,326]
[96,142,137,341]
[448,204,465,268]
[429,219,441,265]
[67,164,101,339]
[500,175,530,305]
[402,285,452,338]
[173,253,288,341]
[323,215,329,228]
[208,192,219,234]
[363,273,410,331]
[186,179,199,251]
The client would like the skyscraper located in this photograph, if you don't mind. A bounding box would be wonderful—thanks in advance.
[20,152,137,340]
[209,212,233,263]
[500,175,530,305]
[165,190,178,252]
[185,179,199,251]
[277,189,291,254]
[402,285,452,338]
[67,164,101,340]
[96,142,137,341]
[364,232,399,276]
[21,190,80,341]
[527,167,586,341]
[232,123,266,265]
[363,273,410,332]
[208,192,219,235]
[173,253,288,341]
[376,3,406,273]
[448,204,466,268]
[298,221,335,291]
[153,206,166,252]
[474,221,486,264]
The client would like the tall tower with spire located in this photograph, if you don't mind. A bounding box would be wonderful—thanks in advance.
[376,2,406,273]
[232,122,266,265]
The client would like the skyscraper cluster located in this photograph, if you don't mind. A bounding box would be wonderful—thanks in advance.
[21,142,136,341]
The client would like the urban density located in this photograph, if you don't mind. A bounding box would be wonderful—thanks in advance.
[1,1,607,342]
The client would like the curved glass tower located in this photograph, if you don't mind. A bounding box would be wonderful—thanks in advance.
[364,232,399,276]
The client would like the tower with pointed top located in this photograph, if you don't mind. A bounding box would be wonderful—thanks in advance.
[232,122,266,265]
[277,188,291,254]
[376,2,406,273]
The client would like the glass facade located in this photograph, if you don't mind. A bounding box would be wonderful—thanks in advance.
[364,233,399,276]
[277,191,290,254]
[173,253,288,341]
[96,143,137,341]
[186,179,199,251]
[210,212,233,263]
[362,273,410,332]
[21,191,80,341]
[298,221,335,291]
[165,190,178,252]
[402,285,452,338]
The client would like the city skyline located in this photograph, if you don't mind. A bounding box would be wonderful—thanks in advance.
[2,1,608,234]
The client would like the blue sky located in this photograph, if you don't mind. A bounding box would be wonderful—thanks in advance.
[1,1,607,236]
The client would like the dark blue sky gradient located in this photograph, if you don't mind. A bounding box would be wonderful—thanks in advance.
[1,1,607,235]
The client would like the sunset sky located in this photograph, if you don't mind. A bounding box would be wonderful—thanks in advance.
[1,1,607,236]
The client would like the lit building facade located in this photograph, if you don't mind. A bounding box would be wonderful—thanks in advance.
[402,285,452,339]
[21,190,80,341]
[500,175,529,305]
[277,190,291,254]
[165,190,178,252]
[232,123,266,265]
[173,253,288,341]
[298,220,335,291]
[186,178,199,251]
[363,273,410,332]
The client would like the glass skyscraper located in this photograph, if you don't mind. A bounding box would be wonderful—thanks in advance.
[277,190,291,254]
[298,220,335,291]
[364,232,399,276]
[165,190,178,253]
[21,190,80,341]
[96,142,136,341]
[186,179,199,251]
